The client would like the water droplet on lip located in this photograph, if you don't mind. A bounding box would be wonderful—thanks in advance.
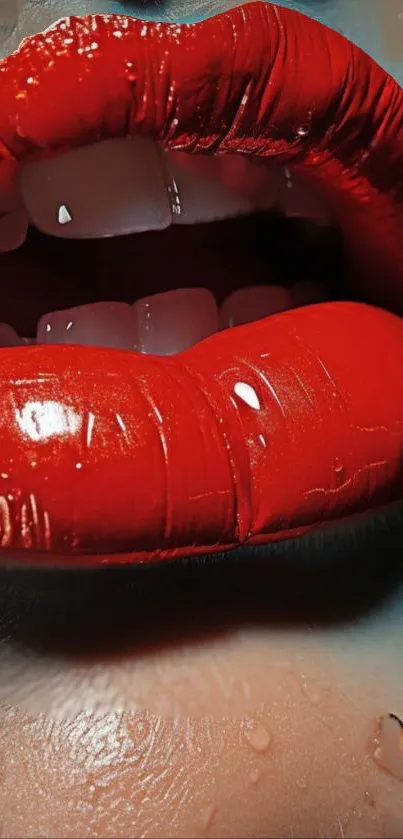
[242,718,272,753]
[372,714,403,780]
[296,122,310,138]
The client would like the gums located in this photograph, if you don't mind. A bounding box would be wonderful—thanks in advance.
[0,3,402,563]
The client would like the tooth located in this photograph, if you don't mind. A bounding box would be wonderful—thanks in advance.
[20,138,171,239]
[132,288,219,355]
[0,324,22,346]
[219,285,293,328]
[164,152,284,225]
[37,302,136,349]
[291,281,329,307]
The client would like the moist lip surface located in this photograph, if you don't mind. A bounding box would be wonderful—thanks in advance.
[0,2,402,565]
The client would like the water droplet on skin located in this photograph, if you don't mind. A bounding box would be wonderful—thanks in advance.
[372,714,403,780]
[242,718,272,753]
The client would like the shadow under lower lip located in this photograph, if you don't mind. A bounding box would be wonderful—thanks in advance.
[0,499,402,659]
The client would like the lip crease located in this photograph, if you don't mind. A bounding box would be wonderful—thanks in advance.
[0,2,402,565]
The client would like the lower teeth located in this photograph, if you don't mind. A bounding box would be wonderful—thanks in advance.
[0,282,327,355]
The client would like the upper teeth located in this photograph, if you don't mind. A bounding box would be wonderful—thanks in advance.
[4,137,332,246]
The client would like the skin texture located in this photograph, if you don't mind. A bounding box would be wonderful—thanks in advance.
[0,2,403,838]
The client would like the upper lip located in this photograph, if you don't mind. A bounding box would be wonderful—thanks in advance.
[0,1,402,566]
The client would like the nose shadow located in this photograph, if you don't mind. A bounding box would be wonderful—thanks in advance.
[0,500,402,658]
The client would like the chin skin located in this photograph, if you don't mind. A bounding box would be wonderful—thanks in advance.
[0,2,402,837]
[0,563,403,838]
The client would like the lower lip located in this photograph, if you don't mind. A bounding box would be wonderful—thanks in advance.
[0,3,402,566]
[0,301,402,565]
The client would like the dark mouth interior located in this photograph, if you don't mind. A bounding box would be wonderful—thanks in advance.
[1,211,347,338]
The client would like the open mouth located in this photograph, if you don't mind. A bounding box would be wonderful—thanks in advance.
[0,1,402,566]
[2,141,342,345]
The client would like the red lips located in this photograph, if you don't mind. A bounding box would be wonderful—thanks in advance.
[0,2,402,564]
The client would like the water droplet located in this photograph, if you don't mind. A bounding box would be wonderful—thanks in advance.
[372,714,403,780]
[242,718,272,753]
[300,676,322,706]
[296,122,310,138]
[250,767,260,784]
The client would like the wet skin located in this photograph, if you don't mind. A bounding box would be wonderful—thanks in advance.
[0,2,403,837]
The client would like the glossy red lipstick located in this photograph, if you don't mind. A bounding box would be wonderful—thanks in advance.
[0,3,401,563]
[1,301,403,562]
[0,4,402,308]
